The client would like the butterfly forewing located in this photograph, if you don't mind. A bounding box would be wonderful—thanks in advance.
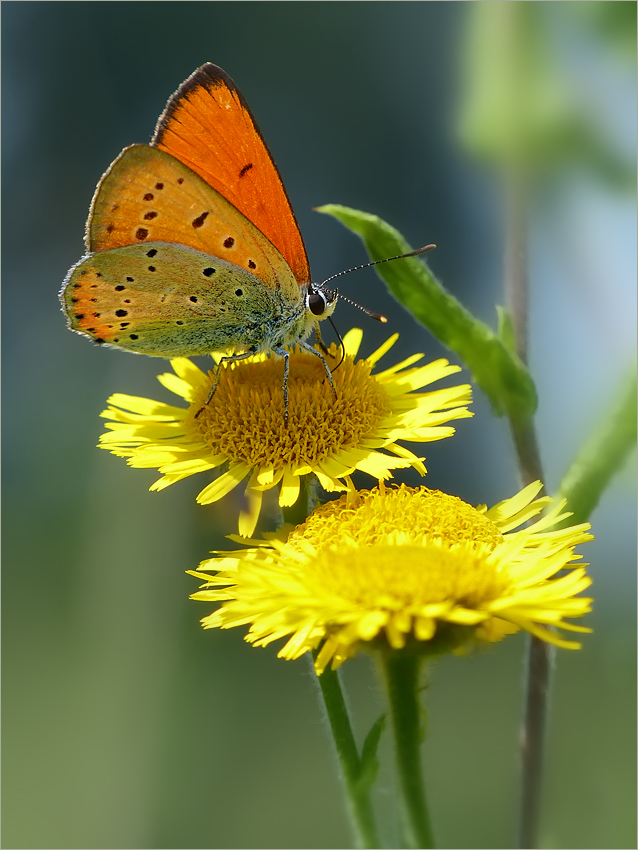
[87,145,298,299]
[152,63,310,286]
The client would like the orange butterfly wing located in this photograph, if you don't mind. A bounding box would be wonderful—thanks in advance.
[87,145,298,295]
[151,63,311,287]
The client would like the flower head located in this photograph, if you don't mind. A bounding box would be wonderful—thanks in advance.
[190,482,594,672]
[99,330,472,535]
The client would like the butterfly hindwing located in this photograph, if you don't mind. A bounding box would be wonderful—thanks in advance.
[61,241,300,358]
[152,63,310,286]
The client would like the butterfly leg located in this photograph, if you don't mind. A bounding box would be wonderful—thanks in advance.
[194,347,259,419]
[272,346,291,425]
[297,339,338,399]
[313,320,330,356]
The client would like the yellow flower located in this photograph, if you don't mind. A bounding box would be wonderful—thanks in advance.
[99,329,472,535]
[190,482,594,672]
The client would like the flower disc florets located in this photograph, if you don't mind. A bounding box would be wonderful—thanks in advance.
[191,482,594,672]
[99,329,472,535]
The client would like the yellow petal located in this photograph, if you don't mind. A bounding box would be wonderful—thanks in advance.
[170,357,208,388]
[342,327,364,357]
[158,457,225,475]
[104,394,185,418]
[157,372,198,401]
[239,475,263,538]
[196,463,251,504]
[279,468,301,507]
[366,333,400,365]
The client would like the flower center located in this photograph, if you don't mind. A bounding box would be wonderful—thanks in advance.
[307,543,511,610]
[187,350,391,468]
[289,486,505,550]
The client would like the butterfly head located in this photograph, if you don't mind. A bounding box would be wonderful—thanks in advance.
[306,284,338,321]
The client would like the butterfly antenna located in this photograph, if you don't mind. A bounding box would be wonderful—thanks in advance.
[320,243,436,289]
[337,294,388,322]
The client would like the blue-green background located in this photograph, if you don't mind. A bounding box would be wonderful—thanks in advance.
[3,2,636,848]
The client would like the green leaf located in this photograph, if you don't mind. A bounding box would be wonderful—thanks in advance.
[317,204,537,420]
[558,363,637,525]
[356,713,387,794]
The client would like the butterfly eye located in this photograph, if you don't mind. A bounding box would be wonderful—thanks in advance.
[307,290,327,316]
[308,288,337,317]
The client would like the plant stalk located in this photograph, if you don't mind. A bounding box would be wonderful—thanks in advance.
[381,652,435,849]
[504,165,550,850]
[313,660,382,849]
[283,480,381,848]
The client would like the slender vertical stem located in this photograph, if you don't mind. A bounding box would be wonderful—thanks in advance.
[284,481,380,848]
[504,167,550,850]
[313,660,382,849]
[518,629,554,850]
[381,652,435,849]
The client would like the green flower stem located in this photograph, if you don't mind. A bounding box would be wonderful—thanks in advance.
[313,659,382,849]
[283,481,381,849]
[381,652,435,849]
[518,633,552,850]
[503,166,548,850]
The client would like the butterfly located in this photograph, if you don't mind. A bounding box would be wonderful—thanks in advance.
[60,63,341,412]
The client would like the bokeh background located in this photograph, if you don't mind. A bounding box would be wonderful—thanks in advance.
[3,2,636,848]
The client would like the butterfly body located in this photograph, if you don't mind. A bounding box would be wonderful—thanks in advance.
[60,65,338,385]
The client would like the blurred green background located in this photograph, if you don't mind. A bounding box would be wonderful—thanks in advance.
[3,2,636,848]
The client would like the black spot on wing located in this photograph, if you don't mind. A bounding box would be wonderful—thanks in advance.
[192,211,209,228]
[239,163,253,178]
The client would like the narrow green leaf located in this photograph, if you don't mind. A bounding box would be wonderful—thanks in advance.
[318,204,537,419]
[558,363,637,525]
[356,713,387,794]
